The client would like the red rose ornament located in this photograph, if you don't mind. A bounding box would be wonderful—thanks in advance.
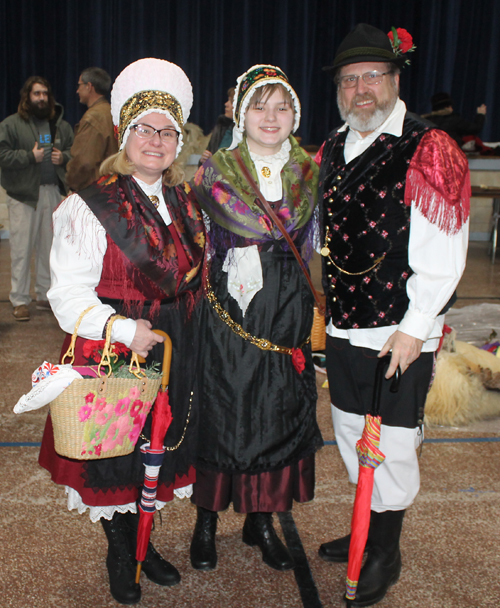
[292,348,306,374]
[387,27,414,54]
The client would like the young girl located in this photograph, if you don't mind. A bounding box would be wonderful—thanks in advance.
[189,64,322,572]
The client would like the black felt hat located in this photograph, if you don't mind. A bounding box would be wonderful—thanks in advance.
[431,92,454,111]
[323,23,404,72]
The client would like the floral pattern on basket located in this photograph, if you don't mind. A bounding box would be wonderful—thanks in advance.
[78,385,153,457]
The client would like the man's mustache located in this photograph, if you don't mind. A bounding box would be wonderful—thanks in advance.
[351,92,377,107]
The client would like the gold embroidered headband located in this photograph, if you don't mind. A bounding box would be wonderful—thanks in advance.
[118,90,183,145]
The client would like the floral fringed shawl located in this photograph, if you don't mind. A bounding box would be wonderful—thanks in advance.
[191,135,318,244]
[79,174,205,317]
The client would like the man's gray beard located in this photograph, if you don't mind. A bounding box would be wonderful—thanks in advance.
[338,90,397,133]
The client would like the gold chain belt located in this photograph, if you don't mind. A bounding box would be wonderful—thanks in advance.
[205,277,310,355]
[140,390,193,451]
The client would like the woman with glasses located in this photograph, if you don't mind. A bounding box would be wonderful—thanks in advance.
[189,65,323,572]
[38,59,205,605]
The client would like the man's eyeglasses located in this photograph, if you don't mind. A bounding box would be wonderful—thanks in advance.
[339,71,390,89]
[130,123,180,142]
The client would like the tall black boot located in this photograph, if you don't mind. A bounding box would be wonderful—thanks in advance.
[123,511,180,586]
[242,512,294,571]
[190,506,218,570]
[346,509,405,607]
[101,513,141,605]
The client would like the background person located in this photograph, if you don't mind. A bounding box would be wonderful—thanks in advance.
[0,76,73,321]
[66,66,118,191]
[198,86,235,164]
[422,91,487,148]
[189,64,322,573]
[38,59,205,605]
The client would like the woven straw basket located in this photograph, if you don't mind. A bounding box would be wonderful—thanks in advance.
[311,294,326,352]
[49,307,165,460]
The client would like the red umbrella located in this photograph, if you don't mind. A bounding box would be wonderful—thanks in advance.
[345,356,400,603]
[135,331,173,584]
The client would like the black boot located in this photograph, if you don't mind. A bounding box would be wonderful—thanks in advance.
[346,509,405,607]
[319,516,374,563]
[190,506,218,570]
[242,512,294,571]
[319,533,351,562]
[123,511,181,586]
[101,513,141,605]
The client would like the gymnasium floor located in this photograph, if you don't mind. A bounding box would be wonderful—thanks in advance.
[1,240,499,608]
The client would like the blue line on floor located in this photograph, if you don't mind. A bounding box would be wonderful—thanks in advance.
[324,437,500,446]
[279,511,323,608]
[2,437,498,449]
[0,442,42,447]
[424,437,500,443]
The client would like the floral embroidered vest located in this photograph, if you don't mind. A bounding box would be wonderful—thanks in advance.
[319,113,431,329]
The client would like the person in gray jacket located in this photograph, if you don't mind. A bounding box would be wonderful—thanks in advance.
[0,76,73,321]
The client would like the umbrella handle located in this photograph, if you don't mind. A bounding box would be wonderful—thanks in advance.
[370,356,401,417]
[136,330,173,390]
[155,330,172,391]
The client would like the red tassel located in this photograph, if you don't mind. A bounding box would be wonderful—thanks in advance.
[405,130,470,235]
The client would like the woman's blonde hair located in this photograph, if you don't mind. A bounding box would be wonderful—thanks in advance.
[99,148,184,187]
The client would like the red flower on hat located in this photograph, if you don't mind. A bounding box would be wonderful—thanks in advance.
[387,27,416,64]
[388,28,413,53]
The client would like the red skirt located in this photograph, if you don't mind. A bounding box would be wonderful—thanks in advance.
[192,453,315,513]
[38,294,200,508]
[39,415,196,506]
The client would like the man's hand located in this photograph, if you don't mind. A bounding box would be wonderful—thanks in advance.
[32,142,44,163]
[51,147,64,165]
[477,104,487,115]
[130,319,165,358]
[378,330,424,378]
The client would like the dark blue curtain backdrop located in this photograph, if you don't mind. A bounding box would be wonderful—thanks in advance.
[1,0,499,145]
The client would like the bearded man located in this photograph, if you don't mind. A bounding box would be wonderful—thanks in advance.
[0,76,73,321]
[316,24,470,607]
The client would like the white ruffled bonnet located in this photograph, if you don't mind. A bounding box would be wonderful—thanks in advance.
[111,58,193,158]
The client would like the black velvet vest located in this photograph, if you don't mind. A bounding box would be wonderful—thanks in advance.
[319,113,431,329]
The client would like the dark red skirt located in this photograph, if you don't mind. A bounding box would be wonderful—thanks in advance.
[192,453,315,513]
[39,415,196,506]
[38,294,200,508]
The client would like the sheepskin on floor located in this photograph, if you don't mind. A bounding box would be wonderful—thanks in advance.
[424,332,500,427]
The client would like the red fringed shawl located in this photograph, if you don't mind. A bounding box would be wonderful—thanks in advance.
[405,130,470,235]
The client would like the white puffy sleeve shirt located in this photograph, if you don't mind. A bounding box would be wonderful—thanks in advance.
[47,177,172,346]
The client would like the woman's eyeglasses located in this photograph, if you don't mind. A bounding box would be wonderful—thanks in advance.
[130,123,180,142]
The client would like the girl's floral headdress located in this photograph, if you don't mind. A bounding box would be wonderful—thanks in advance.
[229,64,301,150]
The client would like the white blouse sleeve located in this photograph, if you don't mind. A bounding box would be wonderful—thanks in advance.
[47,194,137,346]
[398,203,469,342]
